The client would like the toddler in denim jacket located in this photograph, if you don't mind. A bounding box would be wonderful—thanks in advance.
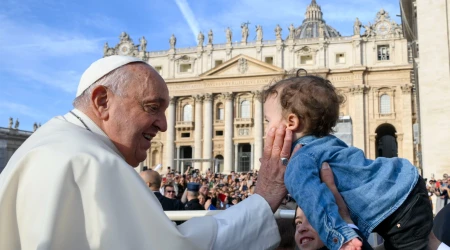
[262,72,432,250]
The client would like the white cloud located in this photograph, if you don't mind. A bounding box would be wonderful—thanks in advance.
[174,0,201,44]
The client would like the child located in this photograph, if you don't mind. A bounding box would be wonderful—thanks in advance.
[262,72,432,250]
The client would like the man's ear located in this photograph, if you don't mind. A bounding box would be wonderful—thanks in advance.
[90,85,110,120]
[286,113,300,131]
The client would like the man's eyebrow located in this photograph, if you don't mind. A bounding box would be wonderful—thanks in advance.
[142,97,167,104]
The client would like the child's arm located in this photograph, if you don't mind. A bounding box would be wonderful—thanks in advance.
[285,152,360,250]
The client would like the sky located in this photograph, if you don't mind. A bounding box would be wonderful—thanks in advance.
[0,0,401,131]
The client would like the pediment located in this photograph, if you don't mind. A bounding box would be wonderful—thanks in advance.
[200,54,285,78]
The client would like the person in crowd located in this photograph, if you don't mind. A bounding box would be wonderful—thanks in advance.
[263,72,432,250]
[199,184,210,199]
[164,184,177,199]
[184,183,205,210]
[140,170,184,211]
[434,201,450,246]
[0,55,294,250]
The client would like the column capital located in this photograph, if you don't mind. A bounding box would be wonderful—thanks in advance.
[194,94,204,103]
[349,85,369,95]
[401,84,413,94]
[252,90,263,102]
[223,92,234,100]
[169,96,177,104]
[204,93,213,101]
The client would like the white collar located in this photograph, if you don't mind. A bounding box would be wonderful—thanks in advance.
[60,109,124,159]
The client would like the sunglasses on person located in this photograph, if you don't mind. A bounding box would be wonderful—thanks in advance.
[166,190,175,193]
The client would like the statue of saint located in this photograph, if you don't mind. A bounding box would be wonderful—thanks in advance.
[14,119,19,129]
[33,123,38,132]
[288,23,295,40]
[208,29,213,44]
[319,22,325,38]
[241,23,249,43]
[354,18,362,36]
[169,34,176,49]
[140,37,147,52]
[103,42,109,55]
[8,117,13,128]
[197,31,204,46]
[256,25,263,42]
[275,24,282,40]
[226,27,232,43]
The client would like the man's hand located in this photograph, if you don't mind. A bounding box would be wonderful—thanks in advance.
[204,199,212,210]
[320,163,363,250]
[255,125,292,213]
[320,162,353,224]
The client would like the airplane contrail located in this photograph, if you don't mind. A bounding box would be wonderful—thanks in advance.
[174,0,200,44]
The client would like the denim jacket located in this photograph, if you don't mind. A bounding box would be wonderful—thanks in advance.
[285,135,418,250]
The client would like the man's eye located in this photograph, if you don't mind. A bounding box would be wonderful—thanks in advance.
[144,105,159,112]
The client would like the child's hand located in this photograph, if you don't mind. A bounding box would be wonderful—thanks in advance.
[339,238,362,250]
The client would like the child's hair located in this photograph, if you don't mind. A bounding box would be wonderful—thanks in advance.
[263,69,345,137]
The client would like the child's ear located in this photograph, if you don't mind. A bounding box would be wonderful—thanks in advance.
[286,113,300,131]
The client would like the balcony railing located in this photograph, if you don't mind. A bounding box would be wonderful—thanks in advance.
[234,118,253,127]
[175,121,194,130]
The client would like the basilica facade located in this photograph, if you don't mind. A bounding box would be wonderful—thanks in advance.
[103,0,416,174]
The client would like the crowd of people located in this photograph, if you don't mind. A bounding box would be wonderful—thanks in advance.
[428,174,450,212]
[141,166,259,211]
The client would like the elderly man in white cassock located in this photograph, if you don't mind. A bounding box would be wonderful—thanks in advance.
[0,55,293,250]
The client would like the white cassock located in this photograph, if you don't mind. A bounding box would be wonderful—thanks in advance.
[0,109,280,250]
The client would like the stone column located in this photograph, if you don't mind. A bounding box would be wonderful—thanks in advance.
[401,84,414,161]
[224,92,234,173]
[203,94,213,172]
[165,97,176,170]
[350,86,367,152]
[234,144,239,172]
[194,94,204,170]
[253,91,263,170]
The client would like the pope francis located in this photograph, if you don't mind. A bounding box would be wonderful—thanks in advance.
[0,55,293,250]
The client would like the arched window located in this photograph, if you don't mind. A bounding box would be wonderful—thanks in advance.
[151,150,158,166]
[216,103,224,120]
[183,104,192,121]
[240,100,250,118]
[380,94,390,114]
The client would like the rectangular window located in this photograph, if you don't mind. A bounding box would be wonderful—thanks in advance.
[215,130,223,136]
[377,45,390,61]
[214,60,223,67]
[181,133,190,138]
[180,64,192,73]
[154,66,163,75]
[265,57,274,65]
[300,55,313,65]
[335,53,346,64]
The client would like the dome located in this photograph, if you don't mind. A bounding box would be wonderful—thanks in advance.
[294,0,341,39]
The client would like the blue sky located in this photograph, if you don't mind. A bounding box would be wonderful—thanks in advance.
[0,0,401,131]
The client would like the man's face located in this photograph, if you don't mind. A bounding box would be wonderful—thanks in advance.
[263,95,286,135]
[294,207,325,250]
[104,64,169,167]
[165,187,175,199]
